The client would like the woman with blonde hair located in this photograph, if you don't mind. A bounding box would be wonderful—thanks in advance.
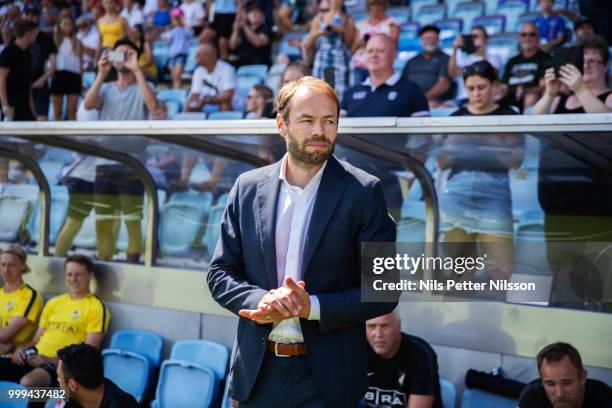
[51,14,82,120]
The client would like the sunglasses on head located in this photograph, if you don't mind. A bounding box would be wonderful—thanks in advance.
[462,61,489,76]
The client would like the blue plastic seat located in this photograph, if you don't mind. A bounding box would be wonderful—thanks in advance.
[529,0,567,12]
[152,360,215,408]
[278,30,306,59]
[207,111,244,120]
[461,389,518,408]
[0,196,31,242]
[202,203,226,257]
[387,6,410,24]
[408,0,438,20]
[434,18,463,48]
[352,11,369,24]
[236,64,268,81]
[497,0,528,32]
[430,107,457,117]
[110,330,164,369]
[82,71,96,89]
[103,349,150,402]
[170,340,230,402]
[415,4,446,26]
[473,15,506,35]
[445,0,465,16]
[184,44,198,74]
[153,42,170,76]
[452,1,485,33]
[515,11,539,31]
[159,202,205,255]
[157,89,189,112]
[483,0,499,14]
[0,381,29,407]
[440,378,456,408]
[398,23,422,53]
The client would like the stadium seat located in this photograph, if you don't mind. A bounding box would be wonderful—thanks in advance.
[488,33,520,63]
[236,64,268,81]
[42,147,73,163]
[516,12,539,31]
[352,10,369,24]
[415,4,446,26]
[233,75,262,112]
[497,0,528,32]
[0,197,31,242]
[173,112,206,120]
[483,0,500,15]
[184,44,198,74]
[159,192,212,255]
[170,340,230,402]
[165,100,181,119]
[472,15,506,35]
[408,0,438,20]
[28,185,69,245]
[529,0,567,12]
[434,19,463,48]
[278,30,307,60]
[202,203,225,256]
[452,1,485,33]
[398,23,421,54]
[153,41,170,78]
[157,89,189,112]
[440,378,456,408]
[4,184,39,201]
[152,360,215,408]
[38,160,64,184]
[110,329,164,369]
[460,388,518,408]
[387,6,410,25]
[207,111,244,120]
[445,0,465,16]
[82,71,96,89]
[430,107,457,117]
[0,381,29,408]
[102,349,150,402]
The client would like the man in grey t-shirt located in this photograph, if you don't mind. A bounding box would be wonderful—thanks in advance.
[83,39,158,120]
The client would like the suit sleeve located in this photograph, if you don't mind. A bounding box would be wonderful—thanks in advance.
[207,176,268,315]
[316,179,398,333]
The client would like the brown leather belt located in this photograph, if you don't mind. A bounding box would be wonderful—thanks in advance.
[266,340,307,357]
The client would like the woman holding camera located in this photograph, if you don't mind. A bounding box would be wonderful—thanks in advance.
[532,34,612,114]
[0,245,44,355]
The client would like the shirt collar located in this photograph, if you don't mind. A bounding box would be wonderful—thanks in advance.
[362,72,402,92]
[279,154,328,191]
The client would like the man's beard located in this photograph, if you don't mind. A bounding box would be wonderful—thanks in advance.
[287,131,335,166]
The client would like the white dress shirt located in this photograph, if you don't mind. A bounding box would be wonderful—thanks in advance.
[268,155,324,343]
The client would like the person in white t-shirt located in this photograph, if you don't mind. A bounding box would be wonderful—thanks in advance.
[120,0,144,28]
[51,15,82,120]
[448,25,503,104]
[180,0,205,35]
[185,42,236,113]
[76,15,99,71]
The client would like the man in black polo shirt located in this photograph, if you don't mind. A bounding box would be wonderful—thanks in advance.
[518,342,611,408]
[342,33,429,118]
[401,25,453,107]
[365,311,442,408]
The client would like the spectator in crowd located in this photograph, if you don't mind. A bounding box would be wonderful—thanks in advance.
[143,0,159,19]
[23,5,57,121]
[229,1,272,67]
[51,14,82,121]
[0,255,110,388]
[57,343,140,408]
[0,18,38,121]
[180,0,206,36]
[245,84,273,118]
[573,19,594,40]
[97,0,133,50]
[39,0,60,33]
[0,26,12,53]
[201,0,242,60]
[76,15,99,71]
[161,7,189,89]
[281,59,311,87]
[402,25,453,108]
[518,342,612,407]
[303,0,355,99]
[342,33,429,117]
[120,0,145,28]
[439,61,523,282]
[185,42,236,113]
[533,0,566,52]
[532,34,612,114]
[449,26,502,105]
[496,22,551,112]
[350,0,399,86]
[153,0,171,29]
[0,245,44,355]
[135,24,158,83]
[365,310,442,408]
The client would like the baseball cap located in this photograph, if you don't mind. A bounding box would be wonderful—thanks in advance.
[171,7,184,19]
[1,244,31,273]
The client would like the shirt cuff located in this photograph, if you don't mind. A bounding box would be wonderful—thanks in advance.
[307,295,320,321]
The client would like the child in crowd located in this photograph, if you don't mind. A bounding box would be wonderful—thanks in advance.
[161,7,189,89]
[51,14,82,120]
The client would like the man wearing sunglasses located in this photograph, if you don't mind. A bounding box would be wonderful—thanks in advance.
[496,22,552,112]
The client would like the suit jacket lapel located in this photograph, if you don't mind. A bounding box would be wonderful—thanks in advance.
[256,162,282,290]
[301,156,348,280]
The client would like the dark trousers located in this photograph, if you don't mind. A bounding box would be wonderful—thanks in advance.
[0,358,33,382]
[238,352,328,408]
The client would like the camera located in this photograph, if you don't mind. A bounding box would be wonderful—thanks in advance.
[461,34,476,54]
[551,46,584,75]
[24,347,38,358]
[108,50,125,62]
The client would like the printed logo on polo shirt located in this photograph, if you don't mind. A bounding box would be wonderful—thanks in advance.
[352,91,367,100]
[5,301,14,311]
[71,310,81,319]
[388,91,398,101]
[364,387,407,407]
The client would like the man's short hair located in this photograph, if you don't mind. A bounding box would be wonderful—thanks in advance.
[64,254,95,273]
[12,18,38,38]
[57,343,104,389]
[576,33,609,63]
[537,342,584,373]
[419,25,440,36]
[276,76,339,123]
[366,0,388,10]
[113,38,141,58]
[253,84,273,101]
[282,60,311,79]
[574,19,593,32]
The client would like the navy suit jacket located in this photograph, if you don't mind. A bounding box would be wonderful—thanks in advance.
[207,155,398,408]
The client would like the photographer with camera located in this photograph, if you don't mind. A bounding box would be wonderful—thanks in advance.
[532,34,612,114]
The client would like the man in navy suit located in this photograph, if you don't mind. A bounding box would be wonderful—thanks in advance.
[207,76,398,407]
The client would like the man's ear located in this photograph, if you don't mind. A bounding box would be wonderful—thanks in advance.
[580,369,588,385]
[67,378,79,393]
[276,113,287,138]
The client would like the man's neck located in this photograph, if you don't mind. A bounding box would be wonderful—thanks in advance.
[204,61,217,73]
[15,37,29,49]
[285,155,324,189]
[522,48,538,58]
[116,72,136,88]
[4,280,23,293]
[75,384,105,408]
[369,69,394,88]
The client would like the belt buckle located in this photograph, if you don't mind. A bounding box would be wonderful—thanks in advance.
[274,342,291,358]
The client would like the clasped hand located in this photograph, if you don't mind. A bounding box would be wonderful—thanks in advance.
[239,277,311,324]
